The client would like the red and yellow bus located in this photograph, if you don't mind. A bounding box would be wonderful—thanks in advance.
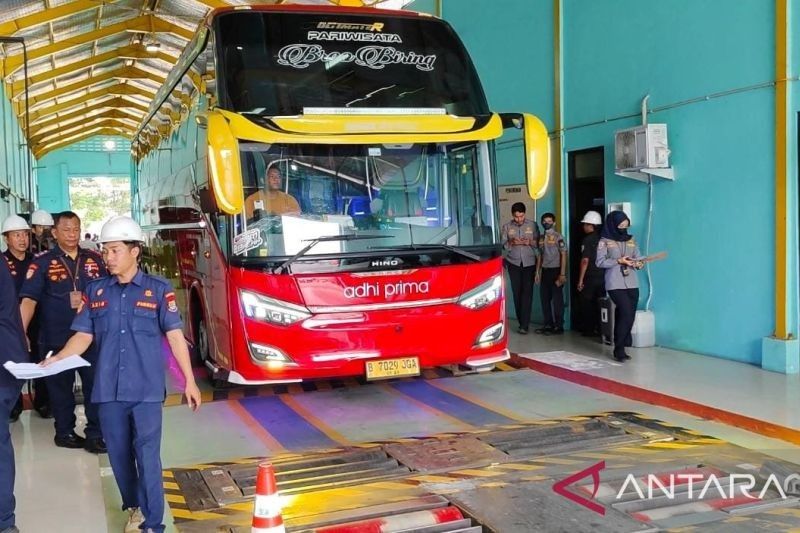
[132,4,549,386]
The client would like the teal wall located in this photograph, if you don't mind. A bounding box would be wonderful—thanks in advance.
[0,84,35,221]
[36,136,130,213]
[428,0,799,364]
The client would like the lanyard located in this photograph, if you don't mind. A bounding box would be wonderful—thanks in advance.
[59,254,83,291]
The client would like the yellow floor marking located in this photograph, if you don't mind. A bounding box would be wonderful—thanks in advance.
[450,468,503,477]
[534,457,583,465]
[495,463,545,471]
[278,395,353,445]
[170,508,228,520]
[412,474,460,483]
[426,379,528,422]
[378,384,474,431]
[163,482,180,490]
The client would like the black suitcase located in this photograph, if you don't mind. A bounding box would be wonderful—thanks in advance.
[600,296,614,345]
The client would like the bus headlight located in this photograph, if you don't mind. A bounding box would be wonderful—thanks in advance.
[241,290,311,326]
[458,275,502,310]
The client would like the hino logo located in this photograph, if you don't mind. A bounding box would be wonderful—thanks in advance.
[371,258,401,267]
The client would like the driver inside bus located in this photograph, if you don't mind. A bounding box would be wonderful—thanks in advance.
[244,167,301,219]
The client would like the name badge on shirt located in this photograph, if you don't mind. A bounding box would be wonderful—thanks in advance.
[254,200,264,210]
[69,291,82,309]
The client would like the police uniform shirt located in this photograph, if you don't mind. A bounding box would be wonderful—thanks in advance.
[580,232,604,281]
[0,258,29,387]
[501,219,538,267]
[20,245,107,348]
[3,250,33,295]
[538,229,566,268]
[71,270,183,403]
[596,237,641,290]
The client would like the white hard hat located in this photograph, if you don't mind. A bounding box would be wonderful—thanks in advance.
[31,209,54,226]
[580,210,603,225]
[2,214,30,234]
[99,216,143,243]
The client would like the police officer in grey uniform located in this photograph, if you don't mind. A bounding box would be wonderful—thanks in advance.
[535,212,567,334]
[596,210,643,361]
[501,202,539,334]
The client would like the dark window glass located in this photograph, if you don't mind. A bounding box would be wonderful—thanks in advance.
[215,11,489,116]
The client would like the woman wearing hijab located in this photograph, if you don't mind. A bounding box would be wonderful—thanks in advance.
[596,211,643,361]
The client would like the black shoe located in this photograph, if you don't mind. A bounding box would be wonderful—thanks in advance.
[54,433,85,449]
[84,438,107,454]
[623,354,631,360]
[551,327,564,335]
[535,326,553,335]
[517,327,529,334]
[613,351,628,362]
[34,405,52,419]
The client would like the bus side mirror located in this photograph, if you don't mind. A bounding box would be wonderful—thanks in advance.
[207,111,244,214]
[499,113,550,200]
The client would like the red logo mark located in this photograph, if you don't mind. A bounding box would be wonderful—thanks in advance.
[552,460,606,515]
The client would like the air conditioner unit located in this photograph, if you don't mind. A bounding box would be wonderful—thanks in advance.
[614,124,670,171]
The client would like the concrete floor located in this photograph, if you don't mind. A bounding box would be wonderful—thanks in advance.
[11,328,800,532]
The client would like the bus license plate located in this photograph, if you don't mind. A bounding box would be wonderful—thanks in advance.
[366,357,420,381]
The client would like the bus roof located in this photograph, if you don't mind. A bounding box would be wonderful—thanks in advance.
[207,4,433,21]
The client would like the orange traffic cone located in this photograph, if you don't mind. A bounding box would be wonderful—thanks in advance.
[252,462,285,533]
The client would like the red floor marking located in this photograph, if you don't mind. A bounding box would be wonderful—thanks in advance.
[511,354,800,446]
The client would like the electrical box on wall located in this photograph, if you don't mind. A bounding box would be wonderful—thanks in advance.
[497,184,535,220]
[614,124,674,182]
[608,202,632,225]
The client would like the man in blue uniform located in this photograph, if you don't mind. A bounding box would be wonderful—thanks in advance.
[2,215,33,423]
[0,255,30,533]
[43,216,202,533]
[20,211,107,453]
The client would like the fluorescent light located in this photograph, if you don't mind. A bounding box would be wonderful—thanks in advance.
[145,41,160,53]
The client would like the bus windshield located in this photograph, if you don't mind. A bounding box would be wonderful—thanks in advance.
[215,11,489,116]
[231,142,499,265]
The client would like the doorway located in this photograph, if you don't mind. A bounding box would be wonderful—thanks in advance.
[567,147,605,327]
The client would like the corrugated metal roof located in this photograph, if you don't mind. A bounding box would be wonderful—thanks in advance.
[0,0,412,158]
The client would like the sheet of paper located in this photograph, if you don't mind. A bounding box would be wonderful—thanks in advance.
[3,356,90,379]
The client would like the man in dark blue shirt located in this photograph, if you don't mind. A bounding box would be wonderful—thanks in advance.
[2,215,33,423]
[43,216,201,533]
[0,253,31,533]
[20,211,107,453]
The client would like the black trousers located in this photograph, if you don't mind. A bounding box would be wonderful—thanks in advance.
[578,277,605,334]
[608,288,639,355]
[506,261,535,330]
[540,267,564,328]
[42,344,101,440]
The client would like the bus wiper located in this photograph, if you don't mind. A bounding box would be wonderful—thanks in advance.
[394,243,481,262]
[272,234,393,274]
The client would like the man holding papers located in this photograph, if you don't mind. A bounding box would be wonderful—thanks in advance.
[20,211,107,453]
[0,254,30,533]
[42,216,201,533]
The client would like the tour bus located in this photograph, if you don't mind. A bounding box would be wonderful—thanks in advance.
[131,4,549,385]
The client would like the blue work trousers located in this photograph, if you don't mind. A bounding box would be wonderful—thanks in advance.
[99,401,165,532]
[0,382,22,530]
[44,356,101,439]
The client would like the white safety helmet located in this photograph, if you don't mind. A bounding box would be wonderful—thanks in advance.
[31,209,54,226]
[99,216,143,243]
[1,214,30,234]
[580,210,603,225]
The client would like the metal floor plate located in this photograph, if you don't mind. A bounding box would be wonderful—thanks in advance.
[163,413,800,532]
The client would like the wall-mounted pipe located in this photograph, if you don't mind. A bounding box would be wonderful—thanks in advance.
[0,36,32,211]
